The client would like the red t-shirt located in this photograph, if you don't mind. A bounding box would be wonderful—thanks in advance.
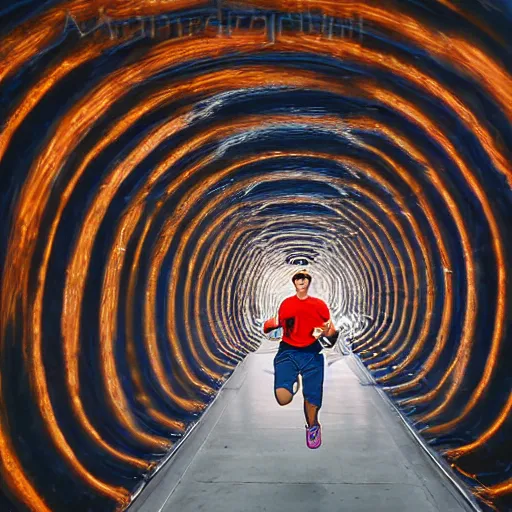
[278,295,330,348]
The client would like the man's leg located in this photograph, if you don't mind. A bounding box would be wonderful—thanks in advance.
[275,388,293,406]
[304,398,319,427]
[273,351,299,406]
[301,352,324,424]
[301,352,325,448]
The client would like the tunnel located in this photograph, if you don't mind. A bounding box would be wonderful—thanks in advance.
[0,1,511,511]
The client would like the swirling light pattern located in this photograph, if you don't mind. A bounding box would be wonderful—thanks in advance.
[0,0,511,510]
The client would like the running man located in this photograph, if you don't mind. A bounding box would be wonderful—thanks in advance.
[263,269,337,449]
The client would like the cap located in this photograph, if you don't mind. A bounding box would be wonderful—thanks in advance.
[292,268,312,282]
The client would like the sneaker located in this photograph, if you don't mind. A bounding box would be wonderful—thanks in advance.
[306,424,322,449]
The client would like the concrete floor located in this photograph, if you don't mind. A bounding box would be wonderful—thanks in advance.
[130,342,477,512]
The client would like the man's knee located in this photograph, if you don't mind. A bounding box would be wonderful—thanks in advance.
[275,387,293,406]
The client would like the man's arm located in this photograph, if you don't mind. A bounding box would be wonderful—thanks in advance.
[313,301,336,337]
[322,319,337,337]
[263,300,288,334]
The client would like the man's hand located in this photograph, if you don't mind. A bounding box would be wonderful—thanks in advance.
[263,317,279,334]
[312,327,324,338]
[313,320,336,338]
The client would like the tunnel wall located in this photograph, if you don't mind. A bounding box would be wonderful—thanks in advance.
[0,1,511,511]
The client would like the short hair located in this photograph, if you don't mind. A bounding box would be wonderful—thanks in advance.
[292,269,312,283]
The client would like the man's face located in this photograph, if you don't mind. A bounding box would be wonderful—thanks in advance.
[293,276,310,293]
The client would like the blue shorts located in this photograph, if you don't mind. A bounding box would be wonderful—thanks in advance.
[273,345,325,408]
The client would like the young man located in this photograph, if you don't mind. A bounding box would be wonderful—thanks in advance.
[263,269,336,449]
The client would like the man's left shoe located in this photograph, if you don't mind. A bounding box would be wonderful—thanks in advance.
[305,424,322,449]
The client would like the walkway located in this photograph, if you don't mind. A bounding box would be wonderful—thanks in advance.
[130,341,476,512]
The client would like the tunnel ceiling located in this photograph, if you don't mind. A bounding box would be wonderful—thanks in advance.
[0,1,511,511]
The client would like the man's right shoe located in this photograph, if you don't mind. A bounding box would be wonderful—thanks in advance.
[306,424,322,449]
